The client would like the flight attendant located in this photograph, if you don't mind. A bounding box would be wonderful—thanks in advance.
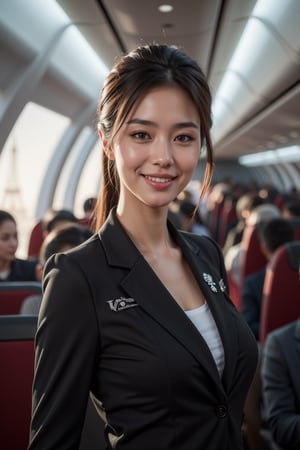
[29,44,258,450]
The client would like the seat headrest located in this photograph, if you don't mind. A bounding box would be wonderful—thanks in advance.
[286,242,300,271]
[0,315,37,341]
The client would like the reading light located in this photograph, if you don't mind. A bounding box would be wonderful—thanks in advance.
[158,4,173,13]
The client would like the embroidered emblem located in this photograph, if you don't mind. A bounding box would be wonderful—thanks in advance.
[107,297,138,312]
[219,278,226,292]
[203,273,218,292]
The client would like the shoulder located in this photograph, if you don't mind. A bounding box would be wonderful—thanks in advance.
[266,320,298,347]
[179,231,222,261]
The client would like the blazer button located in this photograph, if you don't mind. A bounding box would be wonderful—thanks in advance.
[215,404,228,418]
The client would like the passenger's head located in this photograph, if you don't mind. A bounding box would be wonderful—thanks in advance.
[45,209,78,234]
[282,200,300,219]
[95,44,213,228]
[247,203,280,226]
[83,197,97,215]
[0,210,18,264]
[40,223,93,266]
[258,217,295,258]
[235,193,265,221]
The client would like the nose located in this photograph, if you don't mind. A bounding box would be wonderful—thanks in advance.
[152,138,174,167]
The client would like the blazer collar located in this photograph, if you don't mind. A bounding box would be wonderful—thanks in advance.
[99,209,237,390]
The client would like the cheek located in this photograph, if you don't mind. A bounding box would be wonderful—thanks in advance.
[176,150,200,172]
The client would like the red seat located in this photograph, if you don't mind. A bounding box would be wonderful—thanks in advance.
[0,315,37,449]
[27,221,44,259]
[240,225,268,283]
[259,241,300,344]
[0,281,42,315]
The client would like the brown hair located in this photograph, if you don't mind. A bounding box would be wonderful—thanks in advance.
[95,44,214,230]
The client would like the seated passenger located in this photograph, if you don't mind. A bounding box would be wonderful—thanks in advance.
[20,223,92,315]
[242,217,295,340]
[261,318,300,449]
[179,200,211,236]
[0,210,39,282]
[224,203,281,287]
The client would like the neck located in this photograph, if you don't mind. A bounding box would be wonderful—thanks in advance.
[116,204,174,255]
[0,260,11,273]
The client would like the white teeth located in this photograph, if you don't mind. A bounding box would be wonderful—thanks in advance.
[145,176,172,183]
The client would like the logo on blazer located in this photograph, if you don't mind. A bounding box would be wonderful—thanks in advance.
[203,273,218,292]
[107,297,138,312]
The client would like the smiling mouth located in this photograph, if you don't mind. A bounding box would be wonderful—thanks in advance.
[144,175,175,183]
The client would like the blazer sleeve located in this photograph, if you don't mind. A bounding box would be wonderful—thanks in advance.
[29,252,100,450]
[261,331,300,449]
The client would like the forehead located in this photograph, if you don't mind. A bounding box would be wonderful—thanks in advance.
[0,220,16,232]
[127,86,200,122]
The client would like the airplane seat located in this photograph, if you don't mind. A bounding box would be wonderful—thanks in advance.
[0,315,37,450]
[27,220,44,260]
[218,203,238,248]
[240,225,268,286]
[207,201,224,243]
[227,271,242,311]
[259,241,300,344]
[291,218,300,240]
[0,315,106,450]
[0,281,42,315]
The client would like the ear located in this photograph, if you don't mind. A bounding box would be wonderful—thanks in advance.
[98,128,115,160]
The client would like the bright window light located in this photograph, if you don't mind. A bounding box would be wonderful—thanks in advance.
[239,146,300,166]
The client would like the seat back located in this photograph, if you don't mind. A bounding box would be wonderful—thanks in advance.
[0,315,37,450]
[27,221,44,259]
[240,225,268,284]
[0,281,42,315]
[259,241,300,343]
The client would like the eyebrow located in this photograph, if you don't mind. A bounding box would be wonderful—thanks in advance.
[126,118,199,130]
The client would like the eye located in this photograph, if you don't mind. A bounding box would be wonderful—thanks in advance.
[131,131,151,140]
[175,134,194,143]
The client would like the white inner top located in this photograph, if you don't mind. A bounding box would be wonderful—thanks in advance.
[185,301,225,377]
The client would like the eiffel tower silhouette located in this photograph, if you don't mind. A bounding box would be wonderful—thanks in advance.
[1,142,26,216]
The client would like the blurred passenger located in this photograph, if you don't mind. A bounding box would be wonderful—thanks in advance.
[179,200,211,236]
[79,197,97,230]
[45,208,79,234]
[0,210,39,281]
[225,203,281,287]
[242,217,295,340]
[223,193,265,256]
[282,200,300,219]
[20,223,92,315]
[261,318,300,449]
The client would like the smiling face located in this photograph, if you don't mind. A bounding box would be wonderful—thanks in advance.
[103,86,201,215]
[0,219,18,265]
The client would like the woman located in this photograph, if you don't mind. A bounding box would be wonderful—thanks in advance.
[29,44,258,450]
[0,210,38,282]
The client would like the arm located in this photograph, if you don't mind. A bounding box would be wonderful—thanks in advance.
[29,253,100,449]
[261,332,300,449]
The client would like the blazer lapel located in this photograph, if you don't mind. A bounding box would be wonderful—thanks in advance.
[100,210,236,391]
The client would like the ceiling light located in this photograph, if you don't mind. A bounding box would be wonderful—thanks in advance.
[158,4,173,13]
[239,146,300,166]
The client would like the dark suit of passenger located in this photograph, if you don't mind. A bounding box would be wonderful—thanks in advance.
[261,319,300,450]
[242,267,266,340]
[29,209,258,450]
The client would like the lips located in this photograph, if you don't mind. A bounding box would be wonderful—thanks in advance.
[144,175,175,183]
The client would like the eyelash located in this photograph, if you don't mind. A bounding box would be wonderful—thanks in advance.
[131,132,194,142]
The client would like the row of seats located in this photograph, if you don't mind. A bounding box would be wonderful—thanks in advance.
[0,315,105,449]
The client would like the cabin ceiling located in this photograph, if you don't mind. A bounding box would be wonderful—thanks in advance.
[1,0,299,160]
[56,0,300,159]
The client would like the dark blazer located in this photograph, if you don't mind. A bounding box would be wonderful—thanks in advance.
[0,258,37,282]
[261,319,300,450]
[29,209,258,450]
[242,267,266,340]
